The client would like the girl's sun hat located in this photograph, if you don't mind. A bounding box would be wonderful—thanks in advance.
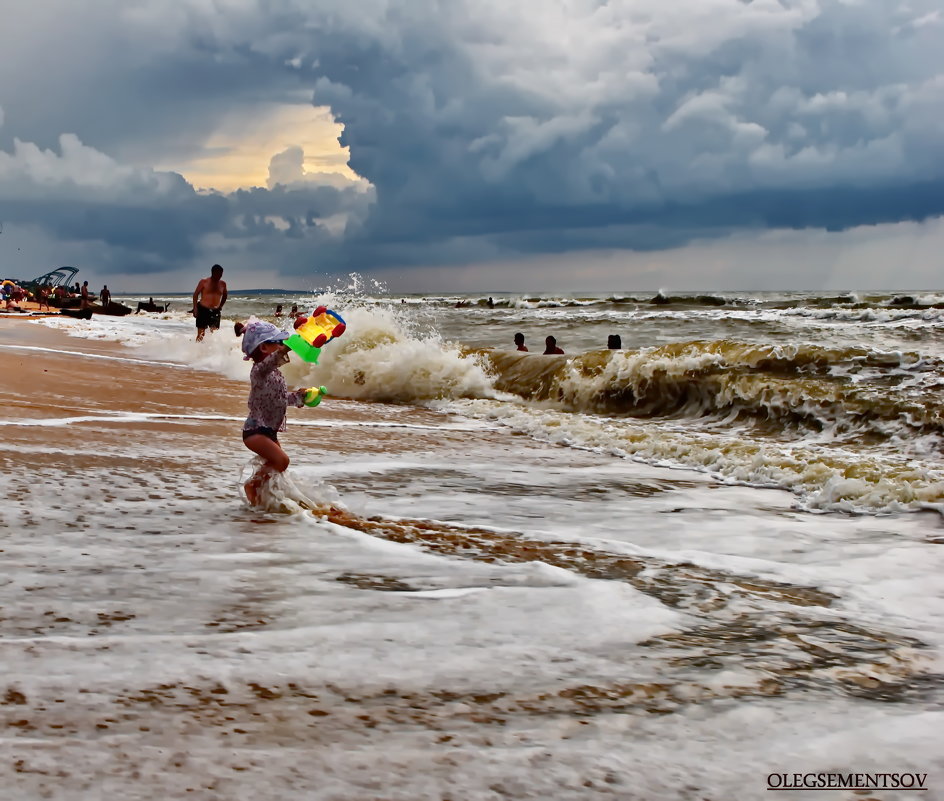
[240,318,290,359]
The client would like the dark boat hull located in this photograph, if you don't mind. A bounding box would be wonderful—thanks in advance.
[60,308,93,320]
[93,302,133,316]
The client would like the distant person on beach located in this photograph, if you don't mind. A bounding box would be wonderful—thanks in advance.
[289,304,299,319]
[514,333,528,352]
[234,319,309,506]
[37,286,50,311]
[274,304,283,318]
[80,281,90,309]
[100,285,111,307]
[192,264,228,342]
[487,297,495,308]
[607,334,621,349]
[543,336,565,355]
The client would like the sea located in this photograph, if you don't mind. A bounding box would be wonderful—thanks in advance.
[9,284,944,798]
[56,285,944,515]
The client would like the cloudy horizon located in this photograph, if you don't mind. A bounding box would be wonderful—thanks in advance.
[1,0,942,292]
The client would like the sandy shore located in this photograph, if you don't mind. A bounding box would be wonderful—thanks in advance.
[2,319,942,800]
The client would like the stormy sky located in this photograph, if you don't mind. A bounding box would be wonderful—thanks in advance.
[1,0,942,291]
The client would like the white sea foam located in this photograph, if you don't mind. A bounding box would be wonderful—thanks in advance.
[437,398,944,515]
[276,304,496,403]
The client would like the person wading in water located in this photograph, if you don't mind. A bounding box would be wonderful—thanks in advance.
[192,264,228,342]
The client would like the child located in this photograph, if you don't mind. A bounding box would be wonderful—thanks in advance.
[235,318,309,506]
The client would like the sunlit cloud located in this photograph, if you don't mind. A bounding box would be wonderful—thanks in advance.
[154,102,360,192]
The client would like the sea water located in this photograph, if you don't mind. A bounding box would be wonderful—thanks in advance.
[65,287,944,513]
[4,287,943,799]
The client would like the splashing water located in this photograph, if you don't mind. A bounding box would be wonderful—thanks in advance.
[240,458,344,515]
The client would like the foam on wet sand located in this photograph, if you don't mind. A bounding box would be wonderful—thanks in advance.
[1,319,943,800]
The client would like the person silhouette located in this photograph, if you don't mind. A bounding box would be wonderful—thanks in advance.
[543,336,564,355]
[607,334,622,349]
[514,333,528,352]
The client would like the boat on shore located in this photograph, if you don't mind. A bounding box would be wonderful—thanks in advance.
[4,267,132,317]
[135,299,170,314]
[58,302,132,318]
[92,301,133,316]
[59,308,93,320]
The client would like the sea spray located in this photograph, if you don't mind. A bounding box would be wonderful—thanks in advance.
[280,305,496,403]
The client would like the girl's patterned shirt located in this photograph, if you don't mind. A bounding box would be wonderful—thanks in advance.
[243,350,306,432]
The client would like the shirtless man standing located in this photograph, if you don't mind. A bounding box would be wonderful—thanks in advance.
[192,264,228,342]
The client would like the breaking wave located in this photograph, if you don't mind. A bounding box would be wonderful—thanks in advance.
[481,341,943,448]
[438,398,944,515]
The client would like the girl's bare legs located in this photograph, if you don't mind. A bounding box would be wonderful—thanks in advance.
[242,434,290,506]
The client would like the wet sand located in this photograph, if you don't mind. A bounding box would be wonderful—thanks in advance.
[1,319,942,800]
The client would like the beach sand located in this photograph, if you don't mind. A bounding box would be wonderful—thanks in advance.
[1,319,942,800]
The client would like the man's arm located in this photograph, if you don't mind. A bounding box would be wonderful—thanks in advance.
[219,281,228,309]
[192,279,204,312]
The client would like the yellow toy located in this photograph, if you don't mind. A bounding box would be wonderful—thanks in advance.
[286,306,347,363]
[304,386,328,407]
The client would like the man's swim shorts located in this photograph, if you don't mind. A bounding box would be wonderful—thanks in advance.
[195,304,222,330]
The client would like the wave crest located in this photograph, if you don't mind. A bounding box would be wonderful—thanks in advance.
[280,306,495,403]
[483,341,941,444]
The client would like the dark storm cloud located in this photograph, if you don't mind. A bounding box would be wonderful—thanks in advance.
[2,0,943,277]
[274,0,944,265]
[0,131,372,274]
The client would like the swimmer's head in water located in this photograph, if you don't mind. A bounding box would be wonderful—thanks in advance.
[514,333,525,346]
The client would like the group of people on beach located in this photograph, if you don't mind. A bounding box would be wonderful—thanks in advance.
[0,278,115,313]
[0,279,60,310]
[1,280,29,309]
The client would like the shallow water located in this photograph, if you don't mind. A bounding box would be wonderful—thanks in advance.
[2,296,944,799]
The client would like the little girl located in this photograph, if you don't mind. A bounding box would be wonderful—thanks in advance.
[235,318,308,505]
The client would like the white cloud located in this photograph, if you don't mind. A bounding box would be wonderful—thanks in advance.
[0,134,188,202]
